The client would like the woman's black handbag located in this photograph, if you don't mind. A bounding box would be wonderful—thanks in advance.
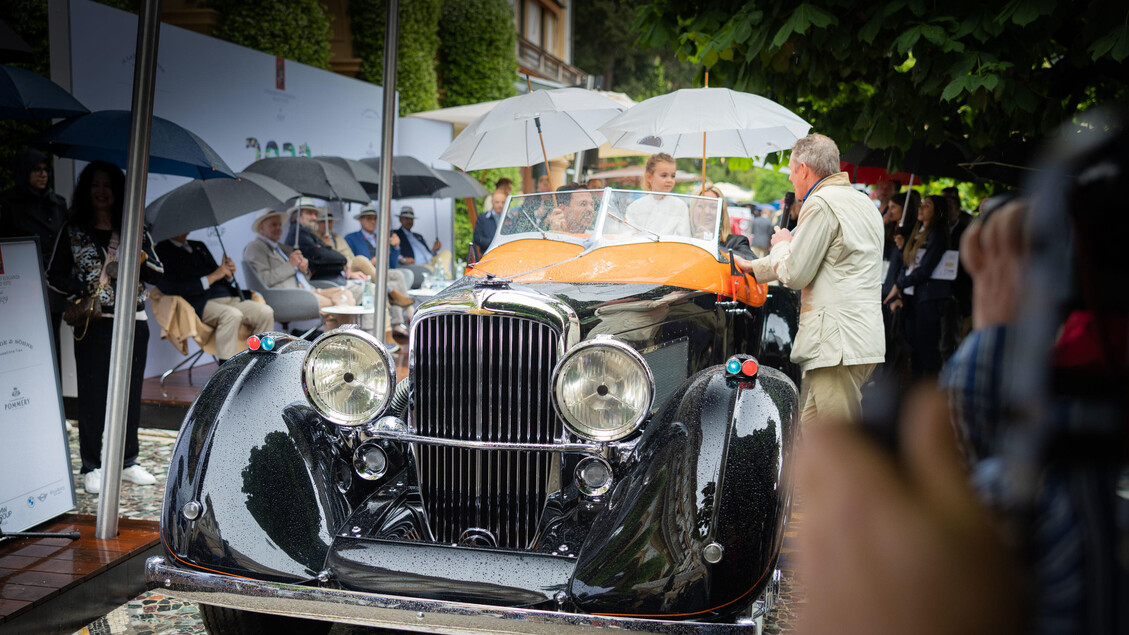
[62,284,103,340]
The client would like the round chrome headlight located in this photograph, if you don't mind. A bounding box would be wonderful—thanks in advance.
[552,337,653,441]
[301,329,395,426]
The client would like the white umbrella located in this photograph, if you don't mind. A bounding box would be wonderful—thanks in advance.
[598,87,811,180]
[439,87,627,172]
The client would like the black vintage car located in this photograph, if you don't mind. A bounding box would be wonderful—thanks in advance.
[146,189,801,634]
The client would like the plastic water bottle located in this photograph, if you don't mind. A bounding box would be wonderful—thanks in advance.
[361,280,373,309]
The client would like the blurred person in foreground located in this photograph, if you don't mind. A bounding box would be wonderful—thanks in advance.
[749,203,774,258]
[796,114,1129,635]
[733,133,885,426]
[47,161,164,494]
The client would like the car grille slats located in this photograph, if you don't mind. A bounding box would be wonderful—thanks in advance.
[414,313,561,550]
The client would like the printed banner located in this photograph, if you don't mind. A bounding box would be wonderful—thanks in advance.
[0,240,75,532]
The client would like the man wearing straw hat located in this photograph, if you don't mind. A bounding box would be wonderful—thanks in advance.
[243,209,357,330]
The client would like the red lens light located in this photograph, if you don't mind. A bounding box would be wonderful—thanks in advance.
[741,359,759,376]
[247,335,261,351]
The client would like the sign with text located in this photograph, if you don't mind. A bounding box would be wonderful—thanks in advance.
[0,239,75,532]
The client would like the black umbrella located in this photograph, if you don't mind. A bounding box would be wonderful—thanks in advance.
[36,110,235,179]
[314,155,382,189]
[0,20,34,63]
[145,171,300,242]
[359,155,448,199]
[431,168,488,199]
[0,63,90,119]
[244,156,370,204]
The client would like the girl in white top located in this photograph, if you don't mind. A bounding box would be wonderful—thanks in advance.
[624,153,693,237]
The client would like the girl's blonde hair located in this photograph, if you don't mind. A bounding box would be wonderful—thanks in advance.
[643,153,676,190]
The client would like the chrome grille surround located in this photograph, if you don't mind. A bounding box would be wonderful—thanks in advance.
[408,286,581,550]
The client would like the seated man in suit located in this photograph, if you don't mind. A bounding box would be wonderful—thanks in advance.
[155,232,274,361]
[243,210,358,330]
[393,207,452,283]
[156,234,275,363]
[284,197,365,286]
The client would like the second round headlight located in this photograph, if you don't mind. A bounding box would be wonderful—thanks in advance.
[552,338,654,441]
[302,330,395,426]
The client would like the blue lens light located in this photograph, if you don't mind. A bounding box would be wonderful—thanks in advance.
[726,358,742,374]
[261,335,275,351]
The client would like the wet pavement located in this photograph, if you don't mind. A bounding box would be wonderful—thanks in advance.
[67,424,803,635]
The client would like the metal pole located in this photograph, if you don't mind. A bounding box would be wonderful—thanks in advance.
[97,0,162,539]
[371,0,398,338]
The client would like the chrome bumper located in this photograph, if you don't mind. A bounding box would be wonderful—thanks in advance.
[147,556,761,634]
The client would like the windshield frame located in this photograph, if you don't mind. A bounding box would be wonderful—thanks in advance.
[489,188,725,259]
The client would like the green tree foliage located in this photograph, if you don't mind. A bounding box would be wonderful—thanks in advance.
[437,0,518,107]
[572,0,696,100]
[636,1,1129,162]
[207,0,332,69]
[349,0,441,116]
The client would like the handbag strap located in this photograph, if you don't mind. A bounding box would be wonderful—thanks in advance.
[72,280,104,341]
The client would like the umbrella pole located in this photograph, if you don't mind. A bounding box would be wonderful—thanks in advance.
[524,74,557,207]
[212,225,242,296]
[898,174,915,228]
[700,72,709,191]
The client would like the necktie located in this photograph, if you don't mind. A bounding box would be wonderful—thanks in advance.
[277,246,312,290]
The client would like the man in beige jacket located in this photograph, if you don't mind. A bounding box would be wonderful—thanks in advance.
[734,133,885,425]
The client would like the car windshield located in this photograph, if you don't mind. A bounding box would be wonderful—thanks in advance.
[494,188,723,255]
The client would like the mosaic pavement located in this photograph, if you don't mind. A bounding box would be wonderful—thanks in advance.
[66,423,803,634]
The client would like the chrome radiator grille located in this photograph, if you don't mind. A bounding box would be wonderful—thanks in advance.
[412,313,562,549]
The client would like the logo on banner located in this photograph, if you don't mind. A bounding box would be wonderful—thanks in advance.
[0,506,11,522]
[276,56,285,90]
[0,246,4,274]
[26,497,34,508]
[5,385,29,411]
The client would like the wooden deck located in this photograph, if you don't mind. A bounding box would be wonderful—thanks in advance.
[0,514,160,634]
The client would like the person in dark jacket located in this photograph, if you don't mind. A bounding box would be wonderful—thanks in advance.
[0,149,69,356]
[155,234,274,362]
[46,161,164,494]
[884,194,952,376]
[284,197,363,285]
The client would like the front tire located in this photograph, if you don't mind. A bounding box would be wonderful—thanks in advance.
[199,603,332,635]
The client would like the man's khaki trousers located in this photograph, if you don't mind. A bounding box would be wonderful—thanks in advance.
[799,363,876,426]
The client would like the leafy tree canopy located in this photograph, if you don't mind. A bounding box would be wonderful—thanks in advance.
[572,0,696,100]
[635,0,1129,166]
[349,0,442,116]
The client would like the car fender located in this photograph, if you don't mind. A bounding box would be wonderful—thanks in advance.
[160,336,358,582]
[569,364,798,621]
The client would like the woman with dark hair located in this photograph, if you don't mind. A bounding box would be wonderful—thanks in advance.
[884,194,951,376]
[47,161,164,495]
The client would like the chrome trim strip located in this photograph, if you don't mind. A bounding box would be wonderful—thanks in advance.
[148,557,758,634]
[363,429,608,455]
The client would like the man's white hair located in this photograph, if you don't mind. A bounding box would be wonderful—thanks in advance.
[791,133,840,179]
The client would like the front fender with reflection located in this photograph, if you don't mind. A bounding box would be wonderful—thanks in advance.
[569,365,798,621]
[159,337,358,582]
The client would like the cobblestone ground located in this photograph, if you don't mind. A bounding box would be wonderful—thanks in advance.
[68,424,804,635]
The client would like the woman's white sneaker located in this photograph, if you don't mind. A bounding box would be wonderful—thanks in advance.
[121,465,157,485]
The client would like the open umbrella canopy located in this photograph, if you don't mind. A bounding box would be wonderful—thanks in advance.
[0,64,89,119]
[0,20,34,63]
[145,171,300,242]
[359,155,448,198]
[37,110,234,179]
[431,169,488,199]
[439,87,626,170]
[314,155,382,189]
[243,156,369,203]
[599,87,810,159]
